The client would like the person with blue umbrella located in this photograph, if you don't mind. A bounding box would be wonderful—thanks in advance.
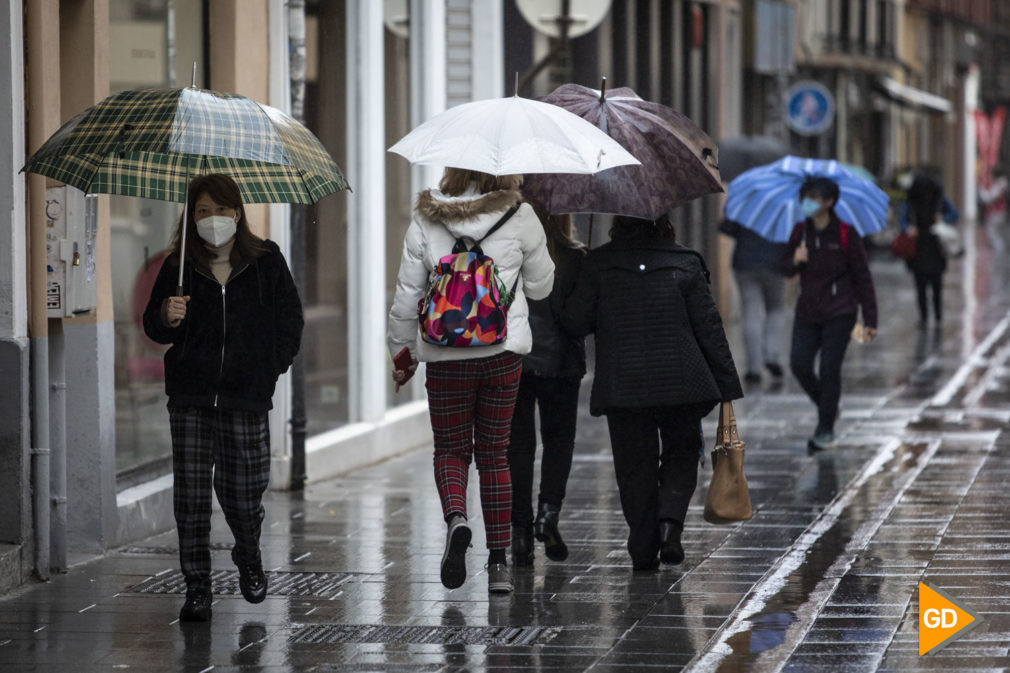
[779,177,878,451]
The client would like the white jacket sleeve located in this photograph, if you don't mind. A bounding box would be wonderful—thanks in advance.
[518,207,555,301]
[387,218,429,358]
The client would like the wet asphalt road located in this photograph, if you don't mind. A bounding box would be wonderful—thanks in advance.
[3,226,1010,672]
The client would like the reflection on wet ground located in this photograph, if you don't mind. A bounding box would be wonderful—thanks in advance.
[3,232,1010,671]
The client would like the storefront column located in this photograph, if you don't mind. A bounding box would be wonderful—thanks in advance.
[346,0,386,423]
[409,0,446,194]
[58,0,116,558]
[0,0,31,591]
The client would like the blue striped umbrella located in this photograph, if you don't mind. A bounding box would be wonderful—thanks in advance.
[724,155,889,242]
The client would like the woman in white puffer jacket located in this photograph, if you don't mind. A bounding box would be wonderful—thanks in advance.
[387,169,554,595]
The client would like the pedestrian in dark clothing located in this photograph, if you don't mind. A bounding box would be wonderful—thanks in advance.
[508,209,586,567]
[779,177,878,451]
[562,215,743,571]
[902,175,957,326]
[719,219,787,384]
[143,174,304,623]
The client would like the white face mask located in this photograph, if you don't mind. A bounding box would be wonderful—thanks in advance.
[195,215,237,246]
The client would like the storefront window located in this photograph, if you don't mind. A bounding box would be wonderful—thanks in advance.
[384,10,417,407]
[302,1,350,435]
[109,0,203,477]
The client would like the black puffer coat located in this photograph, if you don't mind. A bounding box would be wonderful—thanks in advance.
[143,240,304,412]
[522,243,587,378]
[561,237,742,417]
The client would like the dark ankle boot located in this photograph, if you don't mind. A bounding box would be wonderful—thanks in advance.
[533,503,568,561]
[659,519,684,565]
[512,525,534,566]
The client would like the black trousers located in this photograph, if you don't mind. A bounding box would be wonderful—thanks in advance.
[507,373,582,529]
[169,407,271,591]
[789,312,856,434]
[605,407,703,567]
[914,271,943,323]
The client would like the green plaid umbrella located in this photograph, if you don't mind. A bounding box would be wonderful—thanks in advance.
[23,87,349,204]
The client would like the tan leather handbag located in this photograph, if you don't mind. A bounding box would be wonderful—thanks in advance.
[703,401,753,524]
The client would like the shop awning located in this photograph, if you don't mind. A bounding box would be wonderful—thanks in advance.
[875,76,953,114]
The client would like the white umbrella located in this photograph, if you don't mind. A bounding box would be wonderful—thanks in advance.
[388,95,641,176]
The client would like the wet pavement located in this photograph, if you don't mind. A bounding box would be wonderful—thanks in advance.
[4,227,1010,671]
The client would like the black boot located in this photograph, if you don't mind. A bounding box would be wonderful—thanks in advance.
[659,519,684,565]
[512,525,534,566]
[533,503,568,562]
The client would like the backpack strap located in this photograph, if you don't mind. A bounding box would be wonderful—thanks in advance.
[451,202,521,254]
[839,221,849,254]
[476,202,521,244]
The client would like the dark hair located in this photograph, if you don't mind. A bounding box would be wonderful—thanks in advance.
[799,177,840,205]
[609,214,677,242]
[169,174,265,268]
[907,175,943,227]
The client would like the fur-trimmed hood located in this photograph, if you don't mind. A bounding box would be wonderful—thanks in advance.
[415,186,523,240]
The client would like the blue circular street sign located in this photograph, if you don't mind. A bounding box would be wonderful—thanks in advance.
[785,81,835,136]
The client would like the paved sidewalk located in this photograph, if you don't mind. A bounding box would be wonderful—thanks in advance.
[2,234,1010,672]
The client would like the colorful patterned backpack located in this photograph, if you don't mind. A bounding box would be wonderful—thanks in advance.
[418,204,520,347]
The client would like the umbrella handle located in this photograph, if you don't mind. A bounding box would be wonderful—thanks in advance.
[176,175,191,296]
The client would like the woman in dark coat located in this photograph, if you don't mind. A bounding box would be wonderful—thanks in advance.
[561,215,742,570]
[779,177,877,451]
[143,174,304,622]
[903,175,954,326]
[508,209,586,566]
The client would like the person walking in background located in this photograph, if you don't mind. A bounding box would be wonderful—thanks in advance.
[719,219,787,385]
[143,174,304,622]
[387,169,554,594]
[780,177,878,451]
[902,175,958,327]
[508,207,587,567]
[561,215,742,571]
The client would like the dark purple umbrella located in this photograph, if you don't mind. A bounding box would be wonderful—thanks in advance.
[522,82,723,220]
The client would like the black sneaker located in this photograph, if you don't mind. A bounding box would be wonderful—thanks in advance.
[237,562,268,604]
[179,588,213,622]
[440,516,472,589]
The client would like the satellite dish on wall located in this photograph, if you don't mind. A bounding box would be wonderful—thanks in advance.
[515,0,612,39]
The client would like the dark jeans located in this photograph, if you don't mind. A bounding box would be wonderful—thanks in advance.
[507,373,581,529]
[914,271,943,323]
[605,407,703,568]
[790,313,856,434]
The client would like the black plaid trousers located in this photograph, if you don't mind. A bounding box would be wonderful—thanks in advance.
[169,407,271,591]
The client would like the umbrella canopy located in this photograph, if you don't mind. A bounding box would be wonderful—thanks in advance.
[387,95,640,176]
[724,155,889,243]
[717,135,789,182]
[23,87,349,204]
[521,83,723,219]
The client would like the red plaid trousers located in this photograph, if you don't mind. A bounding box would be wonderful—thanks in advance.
[425,351,522,550]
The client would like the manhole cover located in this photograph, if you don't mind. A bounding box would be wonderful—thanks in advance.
[289,623,557,646]
[124,569,352,598]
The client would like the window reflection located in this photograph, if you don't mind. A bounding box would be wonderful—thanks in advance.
[110,0,203,476]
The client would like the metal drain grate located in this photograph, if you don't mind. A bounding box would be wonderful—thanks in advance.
[122,543,233,555]
[125,569,353,598]
[289,623,557,646]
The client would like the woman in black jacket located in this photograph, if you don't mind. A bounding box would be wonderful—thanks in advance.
[779,177,877,451]
[561,215,742,570]
[143,174,303,622]
[508,209,586,567]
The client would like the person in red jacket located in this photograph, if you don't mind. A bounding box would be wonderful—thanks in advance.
[779,177,878,451]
